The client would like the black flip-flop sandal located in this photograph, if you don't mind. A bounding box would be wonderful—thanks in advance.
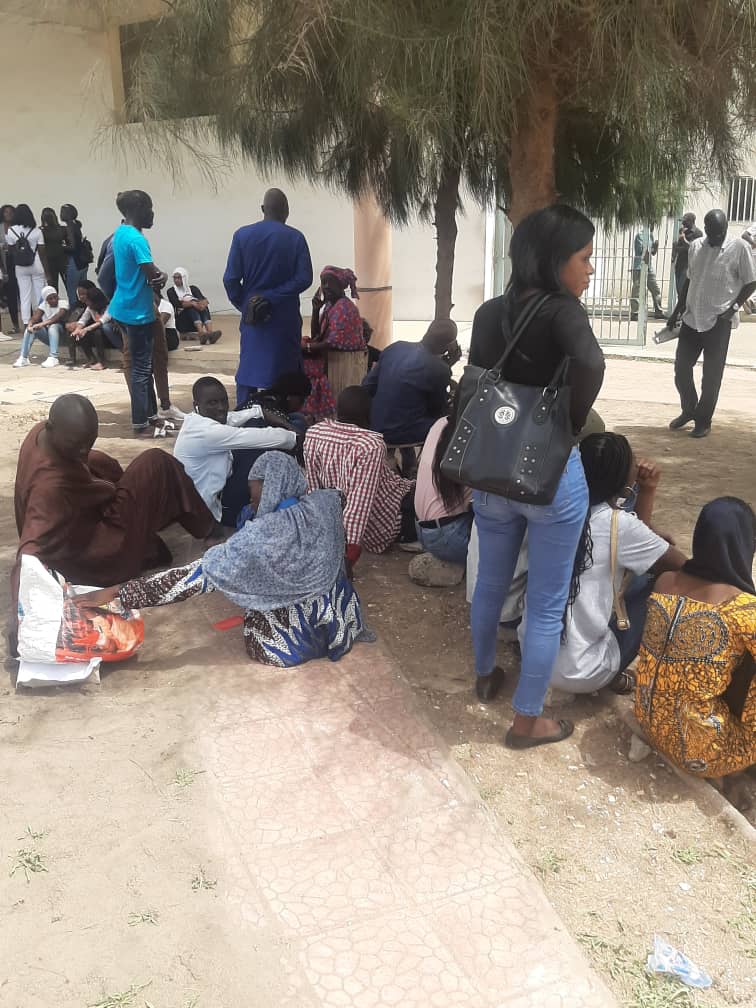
[609,670,636,695]
[504,719,574,750]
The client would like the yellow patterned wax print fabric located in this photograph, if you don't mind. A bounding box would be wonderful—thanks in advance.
[635,591,756,778]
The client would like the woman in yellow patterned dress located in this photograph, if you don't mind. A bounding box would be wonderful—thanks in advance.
[635,497,756,778]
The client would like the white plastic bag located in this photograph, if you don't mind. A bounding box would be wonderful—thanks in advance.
[17,658,101,689]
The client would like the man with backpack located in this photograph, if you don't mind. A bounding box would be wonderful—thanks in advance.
[5,204,47,326]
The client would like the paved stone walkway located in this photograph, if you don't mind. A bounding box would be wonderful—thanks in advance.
[2,579,616,1006]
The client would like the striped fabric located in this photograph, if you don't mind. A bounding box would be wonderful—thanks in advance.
[304,419,412,553]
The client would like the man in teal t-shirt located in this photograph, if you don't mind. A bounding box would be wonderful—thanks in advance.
[108,190,166,436]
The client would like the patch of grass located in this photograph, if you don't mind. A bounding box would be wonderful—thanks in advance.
[9,847,48,882]
[18,826,46,842]
[536,849,566,877]
[191,867,217,891]
[127,910,159,926]
[88,982,151,1007]
[670,846,703,866]
[729,901,756,959]
[172,768,205,788]
[631,977,696,1007]
[577,934,696,1007]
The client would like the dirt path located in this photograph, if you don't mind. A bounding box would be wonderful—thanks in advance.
[0,355,754,1007]
[359,358,756,1007]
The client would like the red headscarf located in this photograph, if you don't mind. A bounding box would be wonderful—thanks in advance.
[320,266,359,299]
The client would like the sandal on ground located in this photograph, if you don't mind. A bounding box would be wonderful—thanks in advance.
[357,627,378,644]
[609,670,636,695]
[134,427,164,440]
[504,719,574,750]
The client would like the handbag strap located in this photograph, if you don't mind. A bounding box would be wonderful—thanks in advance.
[610,508,632,629]
[493,293,552,375]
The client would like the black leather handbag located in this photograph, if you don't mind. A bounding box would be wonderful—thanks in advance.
[441,293,574,505]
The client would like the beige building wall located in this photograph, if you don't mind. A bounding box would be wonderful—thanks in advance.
[1,9,486,326]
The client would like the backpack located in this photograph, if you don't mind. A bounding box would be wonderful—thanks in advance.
[10,228,36,268]
[96,236,115,299]
[75,236,94,270]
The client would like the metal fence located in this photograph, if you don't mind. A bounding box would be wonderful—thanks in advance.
[582,216,681,347]
[491,210,684,348]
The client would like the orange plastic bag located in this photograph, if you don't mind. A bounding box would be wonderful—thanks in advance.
[17,555,144,664]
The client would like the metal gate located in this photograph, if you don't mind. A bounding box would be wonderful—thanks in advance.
[583,216,681,347]
[489,210,683,348]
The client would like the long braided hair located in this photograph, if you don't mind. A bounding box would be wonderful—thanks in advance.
[564,433,635,633]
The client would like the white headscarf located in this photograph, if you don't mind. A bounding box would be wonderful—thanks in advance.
[41,285,57,302]
[172,267,190,299]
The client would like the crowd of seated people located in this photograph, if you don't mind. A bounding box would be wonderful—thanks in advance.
[5,189,754,789]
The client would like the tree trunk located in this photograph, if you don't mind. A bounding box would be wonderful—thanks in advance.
[508,75,558,227]
[433,158,461,320]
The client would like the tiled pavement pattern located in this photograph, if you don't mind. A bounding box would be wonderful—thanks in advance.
[1,590,616,1007]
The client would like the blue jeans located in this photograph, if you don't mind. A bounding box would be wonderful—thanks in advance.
[20,322,63,359]
[177,305,211,332]
[65,255,87,306]
[471,447,588,716]
[124,322,157,429]
[610,573,655,671]
[417,512,473,565]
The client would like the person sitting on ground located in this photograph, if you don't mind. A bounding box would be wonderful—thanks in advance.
[10,394,214,652]
[549,432,686,696]
[14,285,69,368]
[304,386,416,574]
[174,376,298,528]
[69,286,123,371]
[241,370,314,434]
[303,266,366,420]
[73,452,370,668]
[635,496,756,778]
[64,279,97,366]
[157,291,179,350]
[362,319,458,450]
[166,267,221,344]
[413,410,473,565]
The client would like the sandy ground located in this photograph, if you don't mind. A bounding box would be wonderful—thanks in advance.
[0,346,754,1007]
[359,358,756,1007]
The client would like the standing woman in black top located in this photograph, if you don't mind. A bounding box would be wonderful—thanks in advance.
[468,204,605,749]
[1,204,20,333]
[40,208,68,292]
[60,203,88,305]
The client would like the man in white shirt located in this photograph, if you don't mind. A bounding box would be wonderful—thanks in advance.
[174,376,298,527]
[14,285,69,368]
[742,223,756,313]
[666,209,756,438]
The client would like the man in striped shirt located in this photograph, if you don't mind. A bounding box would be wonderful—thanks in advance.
[304,386,415,570]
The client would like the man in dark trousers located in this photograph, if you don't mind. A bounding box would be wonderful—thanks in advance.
[666,209,756,438]
[223,189,313,408]
[671,211,703,297]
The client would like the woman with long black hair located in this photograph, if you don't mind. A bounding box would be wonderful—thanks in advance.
[413,410,473,564]
[60,203,88,303]
[1,203,20,333]
[6,204,47,326]
[40,207,68,292]
[468,204,605,749]
[550,432,685,696]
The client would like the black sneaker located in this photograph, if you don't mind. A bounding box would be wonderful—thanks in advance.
[669,414,693,430]
[690,425,711,439]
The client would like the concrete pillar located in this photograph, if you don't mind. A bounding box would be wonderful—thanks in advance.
[353,193,393,349]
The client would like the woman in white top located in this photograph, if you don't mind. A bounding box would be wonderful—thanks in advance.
[413,415,472,564]
[5,204,46,326]
[550,433,686,695]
